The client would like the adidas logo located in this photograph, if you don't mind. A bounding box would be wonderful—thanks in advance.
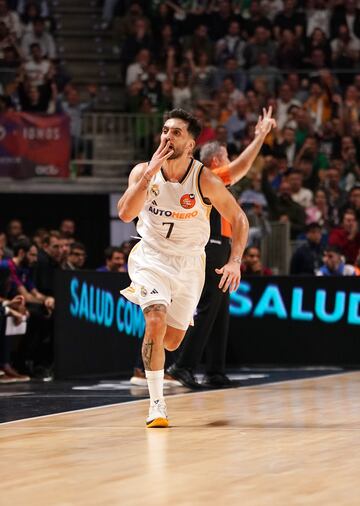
[150,288,158,294]
[152,200,158,206]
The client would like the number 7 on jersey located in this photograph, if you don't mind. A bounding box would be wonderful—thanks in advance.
[162,222,174,239]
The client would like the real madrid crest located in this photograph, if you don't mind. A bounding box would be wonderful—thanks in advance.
[140,286,148,297]
[150,184,160,197]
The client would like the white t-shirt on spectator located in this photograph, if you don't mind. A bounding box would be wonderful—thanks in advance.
[22,32,57,60]
[291,188,314,208]
[172,86,192,109]
[126,63,147,87]
[331,37,360,54]
[24,59,51,86]
[0,11,22,39]
[306,10,330,37]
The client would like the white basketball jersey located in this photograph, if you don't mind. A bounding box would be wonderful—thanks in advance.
[137,158,211,256]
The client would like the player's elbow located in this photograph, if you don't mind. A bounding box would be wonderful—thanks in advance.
[238,208,249,232]
[118,209,133,223]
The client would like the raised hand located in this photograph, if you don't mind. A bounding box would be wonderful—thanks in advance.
[144,138,174,181]
[255,106,277,138]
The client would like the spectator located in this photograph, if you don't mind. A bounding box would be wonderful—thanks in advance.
[306,0,330,38]
[225,97,255,148]
[172,70,192,110]
[215,19,245,67]
[125,48,151,87]
[303,28,332,68]
[244,0,273,37]
[63,242,87,270]
[321,167,348,223]
[213,57,247,93]
[276,83,301,130]
[304,80,332,133]
[239,172,271,247]
[244,25,277,67]
[58,234,71,268]
[121,16,153,70]
[183,23,213,62]
[330,0,360,41]
[11,239,55,311]
[59,219,75,237]
[6,218,23,250]
[306,188,331,228]
[316,244,356,276]
[288,169,314,208]
[342,184,360,222]
[0,231,12,258]
[97,246,127,273]
[273,0,305,41]
[274,125,297,167]
[328,208,360,264]
[22,41,53,87]
[290,222,324,274]
[241,246,273,276]
[61,85,96,166]
[190,51,216,102]
[0,0,22,40]
[276,28,304,70]
[21,16,56,60]
[263,174,306,239]
[248,51,282,94]
[33,231,61,295]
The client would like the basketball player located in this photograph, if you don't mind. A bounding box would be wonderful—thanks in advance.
[118,109,249,428]
[168,108,276,388]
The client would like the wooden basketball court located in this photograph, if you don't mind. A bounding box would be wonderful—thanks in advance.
[1,372,359,505]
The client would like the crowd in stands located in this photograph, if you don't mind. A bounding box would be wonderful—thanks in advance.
[0,217,134,382]
[114,0,360,274]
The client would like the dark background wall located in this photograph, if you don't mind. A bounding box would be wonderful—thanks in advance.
[0,193,110,268]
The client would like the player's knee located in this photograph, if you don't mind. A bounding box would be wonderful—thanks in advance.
[144,311,167,338]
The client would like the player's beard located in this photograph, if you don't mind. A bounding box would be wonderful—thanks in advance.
[167,144,184,159]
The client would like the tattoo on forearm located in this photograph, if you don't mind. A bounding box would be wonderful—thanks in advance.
[142,340,154,370]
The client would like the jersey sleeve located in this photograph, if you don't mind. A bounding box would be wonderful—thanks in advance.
[213,165,231,187]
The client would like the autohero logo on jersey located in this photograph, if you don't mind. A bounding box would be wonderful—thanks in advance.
[148,205,198,219]
[180,193,196,209]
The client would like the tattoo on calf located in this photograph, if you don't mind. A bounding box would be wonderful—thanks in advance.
[143,304,166,314]
[142,340,154,370]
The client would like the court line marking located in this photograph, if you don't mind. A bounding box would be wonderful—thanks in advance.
[0,370,352,427]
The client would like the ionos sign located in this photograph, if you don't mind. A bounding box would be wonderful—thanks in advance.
[227,277,360,366]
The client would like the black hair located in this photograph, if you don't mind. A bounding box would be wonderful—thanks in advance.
[305,223,321,233]
[324,244,341,255]
[13,239,31,256]
[104,246,123,261]
[70,241,86,253]
[166,108,202,140]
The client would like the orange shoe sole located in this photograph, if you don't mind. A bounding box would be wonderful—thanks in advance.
[146,418,169,428]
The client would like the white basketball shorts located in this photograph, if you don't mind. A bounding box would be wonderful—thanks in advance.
[121,241,206,330]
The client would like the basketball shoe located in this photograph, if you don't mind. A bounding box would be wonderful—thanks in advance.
[146,399,169,428]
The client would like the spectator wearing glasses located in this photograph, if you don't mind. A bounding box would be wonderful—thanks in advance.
[63,242,87,270]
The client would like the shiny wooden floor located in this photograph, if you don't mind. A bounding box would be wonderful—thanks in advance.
[1,372,360,506]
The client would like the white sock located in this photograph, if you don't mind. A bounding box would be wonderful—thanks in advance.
[145,369,164,404]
